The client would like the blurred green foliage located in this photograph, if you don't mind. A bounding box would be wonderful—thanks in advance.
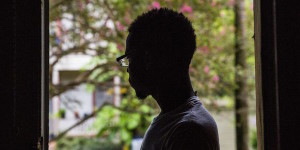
[57,108,66,119]
[93,96,158,146]
[56,137,122,150]
[250,129,257,150]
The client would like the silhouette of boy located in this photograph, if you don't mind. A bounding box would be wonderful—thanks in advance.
[117,8,220,150]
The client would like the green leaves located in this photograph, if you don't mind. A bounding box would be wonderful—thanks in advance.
[126,113,140,129]
[120,128,132,145]
[139,104,151,114]
[93,99,154,146]
[56,137,123,150]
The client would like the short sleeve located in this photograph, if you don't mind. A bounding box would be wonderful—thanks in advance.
[164,122,214,150]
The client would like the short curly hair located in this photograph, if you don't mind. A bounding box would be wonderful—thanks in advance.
[127,7,196,72]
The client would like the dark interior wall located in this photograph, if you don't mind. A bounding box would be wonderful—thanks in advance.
[14,0,41,147]
[1,0,16,149]
[275,1,300,150]
[1,0,43,149]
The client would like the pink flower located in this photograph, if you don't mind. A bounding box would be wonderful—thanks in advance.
[200,46,210,54]
[189,66,196,73]
[204,66,210,74]
[220,28,226,36]
[117,44,124,51]
[78,0,83,11]
[55,18,62,38]
[152,1,160,9]
[124,16,131,25]
[228,0,235,7]
[211,0,216,7]
[180,4,193,13]
[116,21,125,31]
[212,75,220,82]
[165,0,172,4]
[124,11,132,25]
[250,2,254,10]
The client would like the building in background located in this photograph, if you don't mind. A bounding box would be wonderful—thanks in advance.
[49,54,114,139]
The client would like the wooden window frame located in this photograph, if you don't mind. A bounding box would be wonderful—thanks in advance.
[42,0,49,149]
[254,0,280,149]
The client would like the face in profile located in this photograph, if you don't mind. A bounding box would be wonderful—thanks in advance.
[126,34,150,100]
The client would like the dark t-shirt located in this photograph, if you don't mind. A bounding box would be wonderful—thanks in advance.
[140,96,220,150]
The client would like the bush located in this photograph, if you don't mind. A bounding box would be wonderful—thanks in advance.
[56,137,123,150]
[250,129,257,150]
[57,109,66,119]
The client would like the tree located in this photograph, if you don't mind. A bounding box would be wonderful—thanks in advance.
[49,0,127,99]
[234,0,249,149]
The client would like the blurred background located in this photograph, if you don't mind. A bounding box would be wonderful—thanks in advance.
[49,0,255,149]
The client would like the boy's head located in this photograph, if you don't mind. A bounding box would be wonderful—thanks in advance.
[126,8,196,100]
